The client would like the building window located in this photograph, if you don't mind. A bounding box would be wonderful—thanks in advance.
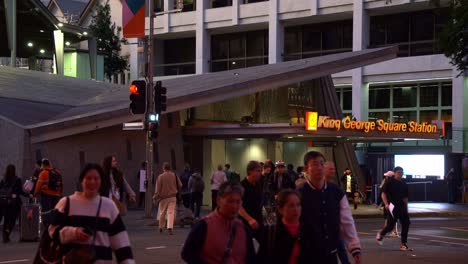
[175,0,196,12]
[156,38,196,76]
[419,83,438,107]
[369,87,390,109]
[393,111,417,123]
[369,112,390,122]
[335,87,352,114]
[242,0,268,3]
[211,0,232,8]
[393,86,417,108]
[284,20,352,61]
[211,30,268,72]
[369,9,449,57]
[368,81,452,123]
[441,83,452,106]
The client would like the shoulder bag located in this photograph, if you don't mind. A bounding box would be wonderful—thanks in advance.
[61,197,102,264]
[220,224,237,264]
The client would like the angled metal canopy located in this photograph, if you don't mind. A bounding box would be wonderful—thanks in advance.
[0,46,399,142]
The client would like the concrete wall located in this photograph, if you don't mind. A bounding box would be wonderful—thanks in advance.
[31,126,147,196]
[0,119,30,182]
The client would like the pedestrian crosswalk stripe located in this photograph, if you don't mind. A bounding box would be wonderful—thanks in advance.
[430,240,468,247]
[0,260,29,264]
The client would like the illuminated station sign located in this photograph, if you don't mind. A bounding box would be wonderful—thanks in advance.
[305,112,443,135]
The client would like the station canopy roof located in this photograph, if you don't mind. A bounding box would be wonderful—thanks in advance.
[0,0,91,58]
[0,46,435,143]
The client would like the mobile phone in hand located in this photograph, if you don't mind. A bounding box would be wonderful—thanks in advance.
[83,227,93,236]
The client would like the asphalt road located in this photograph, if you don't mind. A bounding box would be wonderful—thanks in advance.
[1,213,467,264]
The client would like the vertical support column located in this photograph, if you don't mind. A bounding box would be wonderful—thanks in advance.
[232,0,239,25]
[196,0,210,74]
[54,30,64,76]
[351,0,369,120]
[88,37,97,79]
[452,69,468,153]
[268,0,283,64]
[163,0,173,33]
[5,0,17,67]
[310,0,317,16]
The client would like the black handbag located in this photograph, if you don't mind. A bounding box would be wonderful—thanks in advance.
[34,196,102,264]
[62,197,102,264]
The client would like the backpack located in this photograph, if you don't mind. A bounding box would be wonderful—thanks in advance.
[0,180,14,206]
[47,169,63,192]
[230,172,240,183]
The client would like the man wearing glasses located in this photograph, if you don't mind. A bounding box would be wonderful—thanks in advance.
[376,166,412,251]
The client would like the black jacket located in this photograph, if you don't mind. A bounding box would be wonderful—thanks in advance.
[258,220,306,264]
[0,177,28,207]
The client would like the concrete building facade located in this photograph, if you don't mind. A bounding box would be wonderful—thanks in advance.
[137,0,467,202]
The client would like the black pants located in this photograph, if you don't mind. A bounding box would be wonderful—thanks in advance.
[379,206,411,243]
[139,192,146,208]
[40,194,60,213]
[190,192,203,218]
[211,190,218,211]
[0,204,19,241]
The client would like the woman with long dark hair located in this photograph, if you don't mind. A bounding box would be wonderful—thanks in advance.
[45,163,135,263]
[0,164,31,242]
[101,156,136,211]
[258,189,306,263]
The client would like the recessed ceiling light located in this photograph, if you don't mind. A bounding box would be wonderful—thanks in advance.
[65,41,70,46]
[27,42,33,47]
[40,29,44,33]
[58,23,63,27]
[297,134,304,137]
[40,49,45,54]
[83,31,88,36]
[287,136,293,139]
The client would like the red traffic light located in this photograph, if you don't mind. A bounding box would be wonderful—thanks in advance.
[129,84,140,95]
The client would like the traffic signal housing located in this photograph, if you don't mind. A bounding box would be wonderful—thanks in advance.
[154,81,167,114]
[129,80,146,115]
[147,112,159,139]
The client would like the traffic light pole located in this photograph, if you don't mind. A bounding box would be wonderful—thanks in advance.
[144,0,155,218]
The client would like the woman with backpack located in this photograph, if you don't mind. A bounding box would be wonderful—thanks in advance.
[0,164,31,243]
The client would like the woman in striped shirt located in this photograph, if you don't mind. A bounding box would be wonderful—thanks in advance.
[49,163,135,264]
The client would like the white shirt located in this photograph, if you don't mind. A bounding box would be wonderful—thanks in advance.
[139,170,146,192]
[346,175,352,193]
[210,170,227,190]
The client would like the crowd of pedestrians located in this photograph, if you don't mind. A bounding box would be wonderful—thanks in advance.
[0,149,418,264]
[182,151,363,264]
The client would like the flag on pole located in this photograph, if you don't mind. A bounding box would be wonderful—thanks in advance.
[122,0,145,38]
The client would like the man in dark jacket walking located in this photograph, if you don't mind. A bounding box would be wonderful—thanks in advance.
[188,169,205,219]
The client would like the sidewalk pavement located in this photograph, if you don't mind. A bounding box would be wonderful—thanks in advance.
[351,202,468,219]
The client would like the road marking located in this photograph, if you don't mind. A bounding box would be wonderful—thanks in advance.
[358,232,374,235]
[146,246,167,250]
[429,240,468,247]
[413,233,468,242]
[0,260,29,264]
[441,227,468,232]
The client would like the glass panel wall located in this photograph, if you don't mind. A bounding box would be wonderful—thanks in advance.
[156,38,196,76]
[211,30,268,72]
[284,20,352,61]
[368,81,452,127]
[369,9,449,57]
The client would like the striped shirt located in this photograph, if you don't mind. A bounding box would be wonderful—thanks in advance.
[49,193,134,264]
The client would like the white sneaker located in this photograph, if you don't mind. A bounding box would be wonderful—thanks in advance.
[376,232,384,245]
